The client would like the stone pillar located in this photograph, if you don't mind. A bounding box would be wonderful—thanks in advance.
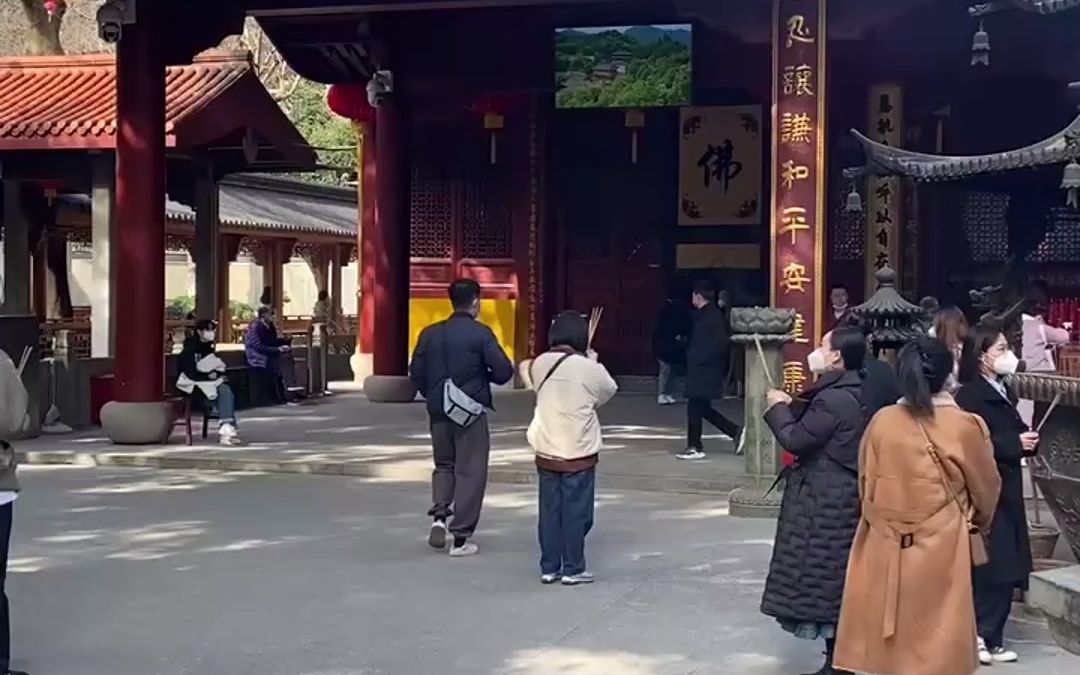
[100,14,172,444]
[353,120,376,383]
[193,163,220,322]
[1,180,31,315]
[90,154,117,357]
[728,308,796,518]
[362,91,415,402]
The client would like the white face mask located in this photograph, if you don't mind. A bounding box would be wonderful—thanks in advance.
[927,325,937,338]
[990,350,1019,376]
[199,330,216,343]
[807,349,832,375]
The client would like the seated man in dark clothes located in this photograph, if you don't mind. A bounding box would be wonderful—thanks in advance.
[244,306,294,406]
[842,315,901,418]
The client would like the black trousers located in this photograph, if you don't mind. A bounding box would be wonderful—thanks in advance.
[974,580,1014,649]
[687,397,741,450]
[0,501,12,671]
[428,416,491,539]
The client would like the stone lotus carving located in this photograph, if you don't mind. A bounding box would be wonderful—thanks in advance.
[729,307,796,335]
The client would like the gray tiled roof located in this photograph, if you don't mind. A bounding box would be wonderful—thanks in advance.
[60,174,357,239]
[851,113,1080,182]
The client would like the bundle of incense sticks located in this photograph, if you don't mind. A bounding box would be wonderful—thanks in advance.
[587,306,604,347]
[15,346,31,377]
[1030,392,1062,526]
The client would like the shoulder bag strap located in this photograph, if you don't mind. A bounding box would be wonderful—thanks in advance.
[914,417,966,514]
[532,352,574,394]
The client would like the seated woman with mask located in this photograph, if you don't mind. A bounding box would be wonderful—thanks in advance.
[177,319,243,446]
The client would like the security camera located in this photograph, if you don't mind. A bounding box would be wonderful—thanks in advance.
[366,70,393,108]
[97,0,135,44]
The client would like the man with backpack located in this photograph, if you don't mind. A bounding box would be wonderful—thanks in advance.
[0,348,30,675]
[409,279,514,557]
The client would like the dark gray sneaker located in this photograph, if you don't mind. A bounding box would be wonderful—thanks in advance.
[428,520,447,549]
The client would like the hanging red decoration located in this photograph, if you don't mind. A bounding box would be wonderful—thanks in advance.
[466,92,522,165]
[43,0,64,18]
[326,83,377,125]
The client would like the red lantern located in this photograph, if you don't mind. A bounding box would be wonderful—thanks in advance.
[326,83,376,125]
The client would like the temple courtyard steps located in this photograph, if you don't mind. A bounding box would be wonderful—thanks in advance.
[14,385,752,496]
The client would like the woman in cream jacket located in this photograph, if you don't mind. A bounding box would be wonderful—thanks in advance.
[520,311,618,586]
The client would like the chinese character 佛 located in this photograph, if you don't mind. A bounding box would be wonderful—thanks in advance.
[780,160,810,190]
[697,139,743,192]
[785,15,815,48]
[782,361,807,394]
[792,312,809,344]
[781,64,814,97]
[781,261,812,294]
[779,206,810,245]
[779,113,813,144]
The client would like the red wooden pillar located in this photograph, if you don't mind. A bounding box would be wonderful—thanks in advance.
[372,96,409,376]
[358,121,377,357]
[113,14,166,403]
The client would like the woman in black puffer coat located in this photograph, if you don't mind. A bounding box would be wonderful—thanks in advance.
[761,326,867,675]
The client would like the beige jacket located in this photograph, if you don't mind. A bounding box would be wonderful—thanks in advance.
[520,352,618,462]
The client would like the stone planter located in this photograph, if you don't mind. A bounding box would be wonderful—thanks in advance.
[729,307,795,335]
[1030,523,1062,561]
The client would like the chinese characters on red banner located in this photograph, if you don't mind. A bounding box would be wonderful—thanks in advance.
[865,84,903,294]
[772,0,826,395]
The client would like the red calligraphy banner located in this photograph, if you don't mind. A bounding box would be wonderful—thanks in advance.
[771,0,826,395]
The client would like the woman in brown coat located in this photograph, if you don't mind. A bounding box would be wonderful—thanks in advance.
[834,337,1001,675]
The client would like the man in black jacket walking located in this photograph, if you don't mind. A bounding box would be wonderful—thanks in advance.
[677,281,742,460]
[410,279,514,557]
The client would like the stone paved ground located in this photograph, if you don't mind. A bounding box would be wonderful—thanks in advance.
[9,466,1077,675]
[17,387,749,494]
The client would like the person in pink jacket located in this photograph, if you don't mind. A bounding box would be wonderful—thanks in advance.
[1019,281,1071,425]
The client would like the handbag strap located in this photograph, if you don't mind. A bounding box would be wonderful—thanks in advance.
[913,417,970,520]
[531,352,574,394]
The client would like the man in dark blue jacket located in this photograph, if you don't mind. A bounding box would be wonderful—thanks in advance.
[409,279,514,557]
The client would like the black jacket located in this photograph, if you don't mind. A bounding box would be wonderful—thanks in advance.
[955,376,1032,589]
[760,370,865,624]
[862,356,901,419]
[686,304,730,399]
[653,300,691,366]
[409,313,514,419]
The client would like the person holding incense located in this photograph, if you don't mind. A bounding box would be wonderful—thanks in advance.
[519,311,617,586]
[956,323,1035,665]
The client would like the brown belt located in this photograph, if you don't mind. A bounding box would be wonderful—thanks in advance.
[860,500,956,639]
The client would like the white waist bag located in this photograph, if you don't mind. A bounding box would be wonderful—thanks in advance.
[440,323,484,427]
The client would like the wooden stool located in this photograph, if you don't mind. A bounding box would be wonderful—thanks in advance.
[171,396,216,445]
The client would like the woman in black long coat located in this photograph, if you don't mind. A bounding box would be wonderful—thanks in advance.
[956,323,1037,666]
[761,326,867,675]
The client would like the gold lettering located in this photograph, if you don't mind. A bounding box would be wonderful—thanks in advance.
[783,361,807,394]
[793,312,810,345]
[779,206,811,245]
[781,261,812,294]
[779,112,813,144]
[780,160,810,190]
[785,15,815,48]
[782,64,814,97]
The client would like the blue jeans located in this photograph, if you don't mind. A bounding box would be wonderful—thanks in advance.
[537,466,596,576]
[212,384,237,425]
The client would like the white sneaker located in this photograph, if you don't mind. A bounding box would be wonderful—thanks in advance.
[978,637,993,666]
[990,646,1018,663]
[540,573,561,585]
[449,541,478,557]
[218,424,245,446]
[428,521,448,549]
[657,395,675,405]
[735,428,747,456]
[676,448,707,461]
[561,571,595,586]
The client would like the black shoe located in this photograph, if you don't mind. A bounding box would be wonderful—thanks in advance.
[6,669,30,675]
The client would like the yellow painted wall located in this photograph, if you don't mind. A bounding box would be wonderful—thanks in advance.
[408,298,518,362]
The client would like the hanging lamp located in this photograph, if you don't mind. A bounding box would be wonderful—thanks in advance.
[845,182,863,213]
[971,21,990,67]
[1062,159,1080,208]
